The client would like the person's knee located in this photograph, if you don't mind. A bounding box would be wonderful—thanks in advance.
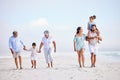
[81,52,84,56]
[15,58,17,60]
[81,48,85,52]
[78,53,81,57]
[94,55,96,57]
[18,56,22,58]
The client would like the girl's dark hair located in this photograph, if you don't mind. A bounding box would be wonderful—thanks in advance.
[76,27,81,34]
[32,42,36,46]
[93,15,96,19]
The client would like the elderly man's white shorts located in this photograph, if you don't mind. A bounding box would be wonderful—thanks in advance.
[13,52,21,58]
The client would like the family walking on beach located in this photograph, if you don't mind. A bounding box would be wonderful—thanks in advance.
[9,15,102,69]
[9,30,56,69]
[74,15,102,68]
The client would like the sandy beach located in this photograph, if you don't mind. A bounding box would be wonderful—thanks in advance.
[0,53,120,80]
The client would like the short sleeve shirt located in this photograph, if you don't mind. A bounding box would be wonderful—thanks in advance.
[41,36,55,49]
[74,34,86,50]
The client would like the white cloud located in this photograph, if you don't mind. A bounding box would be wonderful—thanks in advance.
[30,18,49,27]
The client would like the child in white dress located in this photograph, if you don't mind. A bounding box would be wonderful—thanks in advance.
[25,42,39,69]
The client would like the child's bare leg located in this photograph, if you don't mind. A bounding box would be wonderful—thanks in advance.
[34,60,36,69]
[31,60,34,68]
[19,56,22,69]
[15,58,18,69]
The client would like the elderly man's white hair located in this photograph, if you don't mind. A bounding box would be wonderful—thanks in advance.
[13,31,18,35]
[44,30,49,35]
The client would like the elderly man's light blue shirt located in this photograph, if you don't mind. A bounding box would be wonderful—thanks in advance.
[9,36,24,52]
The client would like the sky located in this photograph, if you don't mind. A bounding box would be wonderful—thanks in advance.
[0,0,120,56]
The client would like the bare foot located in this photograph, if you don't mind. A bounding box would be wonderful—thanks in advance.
[47,63,50,68]
[83,65,85,68]
[31,66,33,68]
[91,64,94,68]
[80,65,82,68]
[51,65,53,68]
[20,67,23,69]
[34,66,36,69]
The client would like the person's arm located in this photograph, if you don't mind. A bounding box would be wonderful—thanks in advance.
[95,29,102,41]
[87,22,89,30]
[20,40,26,50]
[98,36,102,41]
[25,48,32,51]
[74,42,76,52]
[9,38,14,54]
[10,48,14,54]
[53,41,56,53]
[73,36,76,52]
[36,49,40,53]
[39,42,43,53]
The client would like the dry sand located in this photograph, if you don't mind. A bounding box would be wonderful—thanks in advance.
[0,53,120,80]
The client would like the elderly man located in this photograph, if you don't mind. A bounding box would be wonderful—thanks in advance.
[39,30,56,68]
[9,31,26,69]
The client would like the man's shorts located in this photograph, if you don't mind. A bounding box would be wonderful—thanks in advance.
[13,52,21,58]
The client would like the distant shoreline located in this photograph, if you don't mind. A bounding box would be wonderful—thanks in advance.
[0,51,120,63]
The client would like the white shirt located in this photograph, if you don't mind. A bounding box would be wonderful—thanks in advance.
[9,36,24,52]
[89,32,98,46]
[27,48,38,56]
[41,36,55,49]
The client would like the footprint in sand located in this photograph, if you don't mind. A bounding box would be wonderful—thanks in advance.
[70,76,73,79]
[54,68,59,70]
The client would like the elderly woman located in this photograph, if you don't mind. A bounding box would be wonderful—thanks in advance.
[39,30,56,68]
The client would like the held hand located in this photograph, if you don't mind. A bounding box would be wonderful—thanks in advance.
[24,48,27,51]
[39,50,41,53]
[23,46,26,50]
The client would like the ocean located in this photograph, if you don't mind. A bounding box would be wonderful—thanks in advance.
[0,51,120,62]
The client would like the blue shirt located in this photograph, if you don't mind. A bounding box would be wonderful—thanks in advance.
[9,36,25,52]
[88,21,96,30]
